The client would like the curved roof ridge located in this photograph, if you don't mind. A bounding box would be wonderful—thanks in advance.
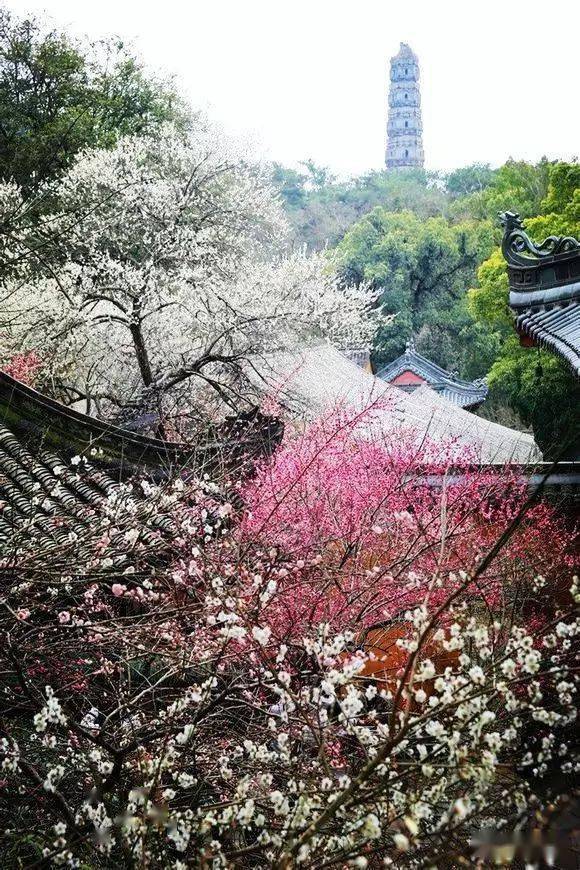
[376,347,487,391]
[0,371,184,452]
[248,344,539,464]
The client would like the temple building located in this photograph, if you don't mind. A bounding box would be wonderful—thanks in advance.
[250,343,538,465]
[385,43,424,170]
[375,339,488,410]
[250,344,580,508]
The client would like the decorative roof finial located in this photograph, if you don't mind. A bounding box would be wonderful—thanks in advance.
[499,211,580,267]
[405,336,416,354]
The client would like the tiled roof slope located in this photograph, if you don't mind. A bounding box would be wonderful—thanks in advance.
[250,344,541,465]
[375,341,488,409]
[515,299,580,377]
[0,372,191,548]
[0,420,177,550]
[0,372,282,547]
[0,371,190,479]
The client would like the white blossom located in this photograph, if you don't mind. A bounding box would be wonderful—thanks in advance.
[251,625,272,647]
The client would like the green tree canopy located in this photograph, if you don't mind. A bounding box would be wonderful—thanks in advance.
[271,166,448,250]
[332,209,494,369]
[271,163,308,210]
[0,8,182,192]
[445,163,494,198]
[450,159,553,223]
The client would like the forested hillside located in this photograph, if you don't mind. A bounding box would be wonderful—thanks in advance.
[272,159,580,455]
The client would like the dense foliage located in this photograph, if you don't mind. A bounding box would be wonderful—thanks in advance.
[272,164,448,251]
[272,158,579,448]
[331,210,494,370]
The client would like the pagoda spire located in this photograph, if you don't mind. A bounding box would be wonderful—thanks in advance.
[385,42,424,170]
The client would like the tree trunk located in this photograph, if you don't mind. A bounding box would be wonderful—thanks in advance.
[129,320,153,387]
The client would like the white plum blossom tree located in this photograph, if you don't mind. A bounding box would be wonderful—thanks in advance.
[0,122,381,426]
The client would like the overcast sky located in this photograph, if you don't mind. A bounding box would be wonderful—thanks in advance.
[11,0,580,176]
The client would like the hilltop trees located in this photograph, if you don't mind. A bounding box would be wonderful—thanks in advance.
[271,160,555,254]
[272,166,448,251]
[444,163,494,198]
[448,159,553,223]
[0,8,181,193]
[332,209,494,369]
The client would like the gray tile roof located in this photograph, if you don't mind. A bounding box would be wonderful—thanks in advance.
[375,342,488,409]
[0,372,281,548]
[0,420,176,551]
[249,344,540,465]
[515,301,580,377]
[0,371,186,549]
[0,371,188,480]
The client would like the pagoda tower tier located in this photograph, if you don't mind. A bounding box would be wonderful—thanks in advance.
[385,43,424,170]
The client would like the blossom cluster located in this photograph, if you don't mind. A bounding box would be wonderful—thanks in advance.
[240,405,574,638]
[0,425,577,867]
[0,349,42,385]
[0,124,384,421]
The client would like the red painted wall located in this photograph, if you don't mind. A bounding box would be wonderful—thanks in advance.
[390,370,426,386]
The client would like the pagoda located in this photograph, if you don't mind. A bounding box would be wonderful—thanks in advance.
[385,43,424,170]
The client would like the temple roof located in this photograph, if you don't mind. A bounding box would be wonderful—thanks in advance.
[0,418,178,550]
[0,371,188,480]
[0,371,281,546]
[0,372,196,548]
[249,343,540,465]
[501,211,580,377]
[516,304,580,375]
[375,340,488,409]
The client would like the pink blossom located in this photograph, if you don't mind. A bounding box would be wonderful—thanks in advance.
[2,351,42,385]
[239,403,573,640]
[111,584,126,597]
